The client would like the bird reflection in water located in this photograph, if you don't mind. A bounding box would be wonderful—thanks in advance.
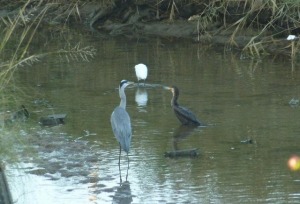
[135,88,148,112]
[112,181,133,204]
[165,125,200,158]
[173,125,198,151]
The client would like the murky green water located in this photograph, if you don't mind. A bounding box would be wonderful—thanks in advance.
[6,30,300,203]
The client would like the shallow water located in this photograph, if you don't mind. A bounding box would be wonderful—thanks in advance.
[6,30,300,203]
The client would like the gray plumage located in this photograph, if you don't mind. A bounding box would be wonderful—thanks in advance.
[111,80,133,153]
[111,106,132,153]
[111,80,134,182]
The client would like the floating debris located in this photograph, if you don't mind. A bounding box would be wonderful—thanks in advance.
[83,130,97,137]
[289,98,299,107]
[32,98,53,108]
[39,114,67,127]
[164,148,199,158]
[240,139,253,144]
[287,35,298,41]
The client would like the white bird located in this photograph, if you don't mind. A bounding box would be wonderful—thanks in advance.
[134,63,148,85]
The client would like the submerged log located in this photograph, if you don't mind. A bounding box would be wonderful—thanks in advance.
[39,114,67,127]
[164,148,199,158]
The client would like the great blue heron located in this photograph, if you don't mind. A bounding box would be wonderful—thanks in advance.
[134,63,148,85]
[111,80,134,182]
[165,86,203,126]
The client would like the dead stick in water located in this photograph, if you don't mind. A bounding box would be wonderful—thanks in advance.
[164,148,199,158]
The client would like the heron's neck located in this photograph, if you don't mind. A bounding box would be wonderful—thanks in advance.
[171,96,178,107]
[120,98,126,109]
[119,88,126,109]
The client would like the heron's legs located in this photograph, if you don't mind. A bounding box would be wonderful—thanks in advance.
[126,153,129,181]
[119,145,122,183]
[118,145,121,165]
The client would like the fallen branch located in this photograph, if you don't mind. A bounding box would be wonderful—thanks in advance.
[164,148,199,158]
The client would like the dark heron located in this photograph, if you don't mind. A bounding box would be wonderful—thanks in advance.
[111,80,134,182]
[166,86,203,126]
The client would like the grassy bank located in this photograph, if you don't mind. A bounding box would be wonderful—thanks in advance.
[1,0,300,58]
[0,0,96,164]
[0,1,42,163]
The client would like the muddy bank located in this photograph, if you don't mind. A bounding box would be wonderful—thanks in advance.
[0,1,298,56]
[80,1,297,56]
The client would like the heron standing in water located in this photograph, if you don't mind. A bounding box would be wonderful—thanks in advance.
[165,85,203,126]
[134,63,148,85]
[111,80,134,182]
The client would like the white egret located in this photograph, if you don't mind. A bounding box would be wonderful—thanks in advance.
[134,63,148,85]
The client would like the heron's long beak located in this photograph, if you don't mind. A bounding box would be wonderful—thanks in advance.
[127,81,135,87]
[163,86,172,91]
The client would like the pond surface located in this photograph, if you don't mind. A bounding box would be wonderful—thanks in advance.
[6,30,300,204]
